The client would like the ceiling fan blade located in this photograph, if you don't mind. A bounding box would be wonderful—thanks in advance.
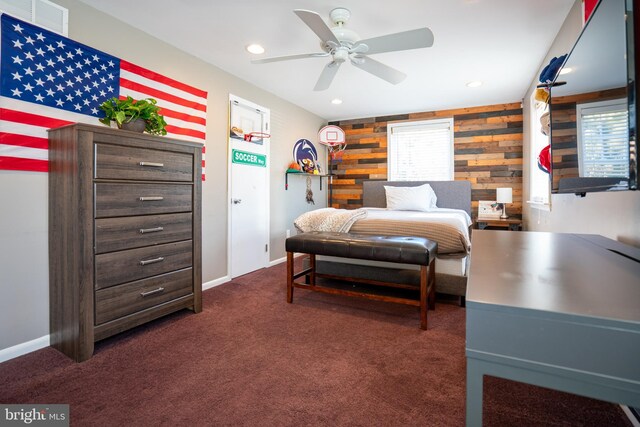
[351,56,406,85]
[356,28,434,55]
[314,62,342,91]
[251,52,329,64]
[294,9,340,45]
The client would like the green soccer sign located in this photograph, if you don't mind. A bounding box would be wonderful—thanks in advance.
[231,149,266,167]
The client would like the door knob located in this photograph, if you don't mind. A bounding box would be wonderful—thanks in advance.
[232,199,242,204]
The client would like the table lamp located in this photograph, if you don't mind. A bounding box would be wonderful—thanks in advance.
[496,187,512,219]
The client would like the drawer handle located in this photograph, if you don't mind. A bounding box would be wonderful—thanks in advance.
[139,226,164,234]
[139,256,164,266]
[140,287,165,297]
[139,196,164,202]
[139,161,164,168]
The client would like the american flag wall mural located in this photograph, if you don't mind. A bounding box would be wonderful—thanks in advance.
[0,14,208,180]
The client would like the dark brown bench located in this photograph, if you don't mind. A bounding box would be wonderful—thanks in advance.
[285,231,437,329]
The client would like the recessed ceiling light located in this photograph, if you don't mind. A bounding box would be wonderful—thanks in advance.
[246,44,265,55]
[466,81,483,88]
[559,67,572,75]
[331,98,343,105]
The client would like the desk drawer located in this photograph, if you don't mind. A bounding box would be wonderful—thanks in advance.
[95,268,193,325]
[95,240,192,289]
[95,183,192,218]
[95,213,192,254]
[95,143,193,182]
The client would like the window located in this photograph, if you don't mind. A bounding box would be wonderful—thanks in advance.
[529,93,550,207]
[387,118,454,181]
[576,98,629,178]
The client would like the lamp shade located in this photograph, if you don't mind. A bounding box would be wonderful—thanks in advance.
[496,187,512,204]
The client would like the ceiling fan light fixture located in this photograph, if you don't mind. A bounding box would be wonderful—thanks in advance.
[255,8,434,91]
[331,27,360,46]
[466,80,483,88]
[331,98,343,105]
[246,44,265,55]
[333,48,349,63]
[329,8,351,25]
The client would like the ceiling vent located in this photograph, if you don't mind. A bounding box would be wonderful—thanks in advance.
[0,0,68,36]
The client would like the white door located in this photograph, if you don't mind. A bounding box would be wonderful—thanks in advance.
[228,95,270,278]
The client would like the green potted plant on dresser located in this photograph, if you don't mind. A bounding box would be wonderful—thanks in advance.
[99,96,168,135]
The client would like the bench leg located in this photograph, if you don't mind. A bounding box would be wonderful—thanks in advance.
[309,254,316,287]
[287,251,294,303]
[420,265,428,330]
[428,258,436,310]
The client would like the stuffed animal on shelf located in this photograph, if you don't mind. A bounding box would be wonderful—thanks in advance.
[300,158,316,174]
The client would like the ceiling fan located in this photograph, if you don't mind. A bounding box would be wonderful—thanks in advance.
[251,8,434,91]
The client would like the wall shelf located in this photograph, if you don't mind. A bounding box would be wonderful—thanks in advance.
[284,172,332,191]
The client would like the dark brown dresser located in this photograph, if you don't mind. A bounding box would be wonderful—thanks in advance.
[48,123,202,362]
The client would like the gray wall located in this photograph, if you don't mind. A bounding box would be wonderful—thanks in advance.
[523,0,640,246]
[0,0,326,353]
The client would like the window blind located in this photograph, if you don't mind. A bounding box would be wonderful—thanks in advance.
[388,119,453,181]
[578,100,629,178]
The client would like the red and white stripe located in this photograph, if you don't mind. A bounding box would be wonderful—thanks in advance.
[0,97,101,172]
[0,61,207,180]
[120,60,207,180]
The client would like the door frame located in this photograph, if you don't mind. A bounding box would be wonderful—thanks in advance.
[227,94,271,278]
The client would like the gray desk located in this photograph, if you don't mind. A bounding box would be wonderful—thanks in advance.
[466,231,640,426]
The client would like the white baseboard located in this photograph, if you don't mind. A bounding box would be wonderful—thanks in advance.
[622,405,640,427]
[269,253,304,267]
[0,335,50,364]
[269,256,286,267]
[202,275,231,291]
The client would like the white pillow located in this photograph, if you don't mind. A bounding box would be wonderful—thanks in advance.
[384,184,437,211]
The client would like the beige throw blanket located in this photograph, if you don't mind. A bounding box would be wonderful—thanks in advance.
[294,208,367,233]
[349,219,469,256]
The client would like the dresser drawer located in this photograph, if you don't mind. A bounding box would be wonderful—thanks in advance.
[95,183,192,218]
[95,213,192,254]
[95,268,193,325]
[95,240,193,289]
[95,143,194,182]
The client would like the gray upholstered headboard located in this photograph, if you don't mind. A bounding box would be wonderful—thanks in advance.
[362,180,472,216]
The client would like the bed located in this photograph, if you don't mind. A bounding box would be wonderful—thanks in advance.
[298,180,471,306]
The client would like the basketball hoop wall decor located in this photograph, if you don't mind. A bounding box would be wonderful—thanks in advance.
[230,127,271,144]
[318,125,346,172]
[229,100,271,145]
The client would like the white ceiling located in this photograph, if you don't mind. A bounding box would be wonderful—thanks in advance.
[77,0,575,121]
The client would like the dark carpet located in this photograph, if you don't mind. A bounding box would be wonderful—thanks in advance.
[0,262,631,426]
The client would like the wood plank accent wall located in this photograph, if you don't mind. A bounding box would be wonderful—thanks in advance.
[327,102,524,219]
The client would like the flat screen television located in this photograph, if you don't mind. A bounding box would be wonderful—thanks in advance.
[549,0,638,194]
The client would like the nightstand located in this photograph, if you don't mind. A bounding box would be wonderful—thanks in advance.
[475,217,522,231]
